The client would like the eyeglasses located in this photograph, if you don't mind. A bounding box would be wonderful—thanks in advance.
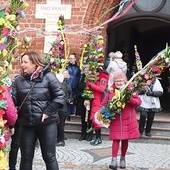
[115,79,125,83]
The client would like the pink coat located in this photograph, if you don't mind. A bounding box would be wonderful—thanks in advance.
[101,91,141,140]
[87,72,108,129]
[3,86,17,126]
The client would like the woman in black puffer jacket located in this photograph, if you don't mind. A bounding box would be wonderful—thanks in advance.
[12,51,65,170]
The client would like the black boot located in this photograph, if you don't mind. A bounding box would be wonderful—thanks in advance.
[87,131,93,141]
[90,129,102,146]
[56,140,65,147]
[79,135,86,141]
[90,137,102,146]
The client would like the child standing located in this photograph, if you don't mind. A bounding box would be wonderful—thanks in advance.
[100,72,141,170]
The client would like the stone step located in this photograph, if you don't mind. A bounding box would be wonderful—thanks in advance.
[64,129,170,143]
[64,113,170,141]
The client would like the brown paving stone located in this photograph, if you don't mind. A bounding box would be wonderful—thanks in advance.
[83,147,133,163]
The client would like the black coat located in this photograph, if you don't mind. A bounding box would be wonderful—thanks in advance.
[58,78,72,116]
[75,73,86,116]
[12,64,66,126]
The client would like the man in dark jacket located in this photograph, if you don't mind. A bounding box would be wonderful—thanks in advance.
[66,53,81,116]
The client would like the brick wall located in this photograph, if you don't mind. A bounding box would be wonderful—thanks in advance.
[0,0,119,77]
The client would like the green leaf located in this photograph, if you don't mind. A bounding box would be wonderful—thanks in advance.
[0,10,5,18]
[0,100,7,109]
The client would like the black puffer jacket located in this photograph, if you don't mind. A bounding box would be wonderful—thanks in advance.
[12,64,66,126]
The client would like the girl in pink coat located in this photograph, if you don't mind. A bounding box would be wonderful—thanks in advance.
[86,68,108,145]
[100,72,141,170]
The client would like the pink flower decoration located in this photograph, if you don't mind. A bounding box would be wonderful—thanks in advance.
[152,66,162,73]
[128,83,134,91]
[1,28,9,37]
[140,70,146,75]
[144,74,150,80]
[61,51,65,57]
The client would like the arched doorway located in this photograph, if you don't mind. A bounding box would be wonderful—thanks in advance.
[106,1,170,111]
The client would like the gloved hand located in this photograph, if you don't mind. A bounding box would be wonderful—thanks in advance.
[139,90,146,95]
[146,91,153,96]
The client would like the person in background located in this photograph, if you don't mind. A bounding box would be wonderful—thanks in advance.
[100,72,141,170]
[1,86,18,170]
[138,76,163,137]
[86,67,109,146]
[7,75,20,170]
[66,53,81,117]
[62,69,72,121]
[83,52,90,65]
[12,51,65,170]
[106,51,127,87]
[56,72,72,146]
[75,64,93,141]
[103,52,114,70]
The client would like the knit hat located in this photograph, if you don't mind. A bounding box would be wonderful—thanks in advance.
[56,73,64,83]
[108,52,115,58]
[113,72,127,83]
[114,51,123,59]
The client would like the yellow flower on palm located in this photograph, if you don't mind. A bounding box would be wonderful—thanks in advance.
[116,101,122,107]
[122,103,125,108]
[57,20,62,25]
[20,2,29,10]
[0,67,3,72]
[113,89,120,100]
[2,49,8,58]
[0,39,4,43]
[5,14,16,21]
[0,151,8,170]
[0,18,5,25]
[4,20,11,28]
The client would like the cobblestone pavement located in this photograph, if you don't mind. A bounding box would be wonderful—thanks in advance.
[15,138,170,170]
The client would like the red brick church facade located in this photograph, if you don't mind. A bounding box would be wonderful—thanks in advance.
[0,0,119,77]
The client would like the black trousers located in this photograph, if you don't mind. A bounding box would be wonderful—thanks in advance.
[19,123,58,170]
[81,112,87,136]
[9,122,20,170]
[139,110,155,134]
[57,111,66,141]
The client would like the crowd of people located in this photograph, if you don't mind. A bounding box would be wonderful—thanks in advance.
[6,50,164,170]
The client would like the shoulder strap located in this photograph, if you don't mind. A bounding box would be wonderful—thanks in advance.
[115,60,123,71]
[18,82,36,111]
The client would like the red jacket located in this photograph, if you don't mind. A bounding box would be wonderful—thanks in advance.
[101,90,141,140]
[87,72,108,129]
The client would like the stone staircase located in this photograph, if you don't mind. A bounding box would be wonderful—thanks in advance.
[64,112,170,143]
